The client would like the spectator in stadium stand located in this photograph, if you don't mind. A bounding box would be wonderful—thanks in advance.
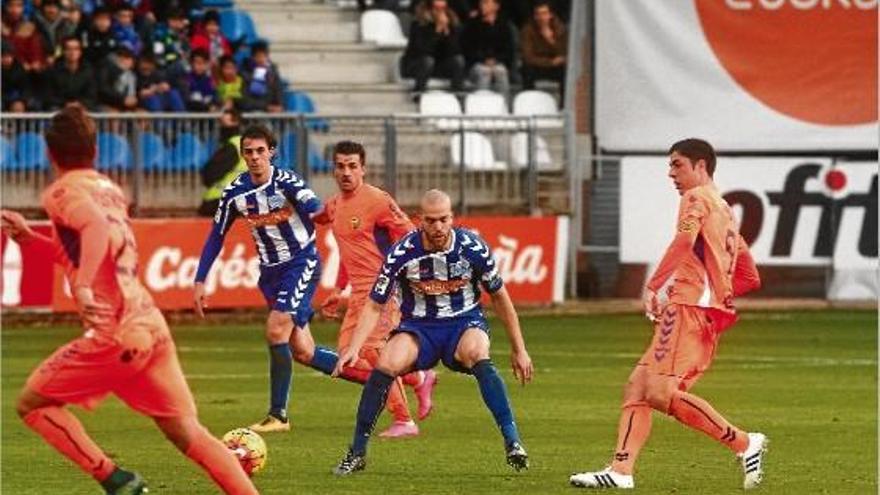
[240,41,283,113]
[137,53,186,111]
[150,8,190,82]
[197,108,247,217]
[33,0,76,59]
[1,0,27,41]
[401,0,465,100]
[1,41,32,112]
[182,49,218,112]
[190,9,231,71]
[8,19,50,76]
[462,0,514,99]
[97,44,139,112]
[80,7,117,70]
[111,5,143,56]
[216,55,243,109]
[44,36,97,111]
[520,0,567,102]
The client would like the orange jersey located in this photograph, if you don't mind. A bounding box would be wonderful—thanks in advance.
[649,184,760,331]
[41,169,155,333]
[320,184,414,296]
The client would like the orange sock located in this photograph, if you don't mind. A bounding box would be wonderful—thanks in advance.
[184,426,258,495]
[385,377,412,423]
[340,365,370,383]
[609,405,652,475]
[668,391,749,453]
[23,407,116,482]
[401,371,424,388]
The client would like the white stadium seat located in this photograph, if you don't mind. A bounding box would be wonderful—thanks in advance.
[419,90,462,130]
[450,132,506,171]
[509,132,556,170]
[464,90,514,130]
[360,10,407,48]
[512,90,563,128]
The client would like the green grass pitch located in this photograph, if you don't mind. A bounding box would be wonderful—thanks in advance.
[2,310,876,494]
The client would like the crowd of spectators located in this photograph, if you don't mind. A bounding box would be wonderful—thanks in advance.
[398,0,568,103]
[1,0,284,113]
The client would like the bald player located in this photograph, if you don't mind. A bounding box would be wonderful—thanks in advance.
[569,138,766,490]
[331,189,533,476]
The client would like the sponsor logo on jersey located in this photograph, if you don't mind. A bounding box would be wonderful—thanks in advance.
[245,205,294,228]
[409,278,469,295]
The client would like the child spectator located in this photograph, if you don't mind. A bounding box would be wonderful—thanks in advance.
[2,41,32,111]
[136,53,185,111]
[45,35,97,110]
[216,55,243,108]
[462,0,514,98]
[401,0,465,97]
[151,8,190,80]
[240,41,282,113]
[182,49,217,111]
[9,20,49,74]
[111,4,143,56]
[520,0,567,99]
[80,6,117,69]
[2,0,28,42]
[98,44,139,111]
[190,9,230,69]
[34,0,76,58]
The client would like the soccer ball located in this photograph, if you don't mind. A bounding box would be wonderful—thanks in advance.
[222,428,267,476]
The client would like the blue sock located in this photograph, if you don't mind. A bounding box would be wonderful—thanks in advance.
[309,345,338,375]
[472,359,521,446]
[268,343,293,418]
[351,369,395,455]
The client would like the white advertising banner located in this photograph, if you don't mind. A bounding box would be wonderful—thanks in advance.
[596,0,878,152]
[620,157,878,273]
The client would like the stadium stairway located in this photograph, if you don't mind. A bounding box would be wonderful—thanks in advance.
[238,0,417,115]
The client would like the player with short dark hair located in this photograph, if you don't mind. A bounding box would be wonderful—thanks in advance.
[194,123,342,433]
[315,140,438,439]
[1,105,258,495]
[569,138,766,490]
[331,188,534,475]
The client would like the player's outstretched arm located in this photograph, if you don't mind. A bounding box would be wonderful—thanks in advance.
[489,286,533,385]
[1,209,53,248]
[193,194,239,317]
[733,235,761,297]
[332,299,383,377]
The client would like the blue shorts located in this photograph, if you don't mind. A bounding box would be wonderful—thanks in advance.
[257,253,320,328]
[392,310,490,374]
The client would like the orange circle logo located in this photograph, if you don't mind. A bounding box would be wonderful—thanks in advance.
[695,0,877,126]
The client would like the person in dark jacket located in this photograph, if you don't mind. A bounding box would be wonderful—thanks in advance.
[198,108,247,216]
[80,7,117,70]
[137,53,184,111]
[181,49,217,112]
[240,41,282,113]
[462,0,514,98]
[33,0,75,58]
[520,0,567,100]
[44,35,97,110]
[401,0,465,97]
[2,41,32,111]
[97,44,138,111]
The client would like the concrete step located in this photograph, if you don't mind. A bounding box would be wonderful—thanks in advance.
[247,5,358,24]
[279,59,390,84]
[258,21,360,43]
[270,43,399,66]
[294,83,416,114]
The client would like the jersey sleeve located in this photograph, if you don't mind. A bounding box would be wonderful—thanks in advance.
[732,235,761,296]
[676,189,709,238]
[195,186,240,283]
[461,230,504,294]
[375,192,415,242]
[278,170,322,215]
[368,233,414,304]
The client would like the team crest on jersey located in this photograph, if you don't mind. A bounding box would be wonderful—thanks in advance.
[350,216,361,230]
[267,193,287,210]
[448,259,471,278]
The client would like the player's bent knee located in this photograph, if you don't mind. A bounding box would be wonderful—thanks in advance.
[154,415,201,452]
[265,312,293,343]
[644,387,674,413]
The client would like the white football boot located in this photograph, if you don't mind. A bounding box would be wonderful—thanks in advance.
[569,467,634,489]
[739,432,768,489]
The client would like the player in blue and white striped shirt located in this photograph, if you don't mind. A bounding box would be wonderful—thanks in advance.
[193,125,341,433]
[332,189,534,475]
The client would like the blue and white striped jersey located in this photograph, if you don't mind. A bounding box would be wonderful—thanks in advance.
[195,167,322,282]
[369,227,504,320]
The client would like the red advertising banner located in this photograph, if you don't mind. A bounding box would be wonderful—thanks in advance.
[2,216,569,312]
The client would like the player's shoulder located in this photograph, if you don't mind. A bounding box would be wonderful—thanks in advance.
[41,170,100,211]
[455,227,489,247]
[386,230,420,260]
[220,171,251,197]
[274,167,305,186]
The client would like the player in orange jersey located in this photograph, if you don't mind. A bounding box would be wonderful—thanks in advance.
[315,140,437,438]
[569,139,767,490]
[1,106,258,495]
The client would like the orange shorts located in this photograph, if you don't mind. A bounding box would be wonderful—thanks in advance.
[337,296,400,354]
[636,304,718,391]
[26,308,197,418]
